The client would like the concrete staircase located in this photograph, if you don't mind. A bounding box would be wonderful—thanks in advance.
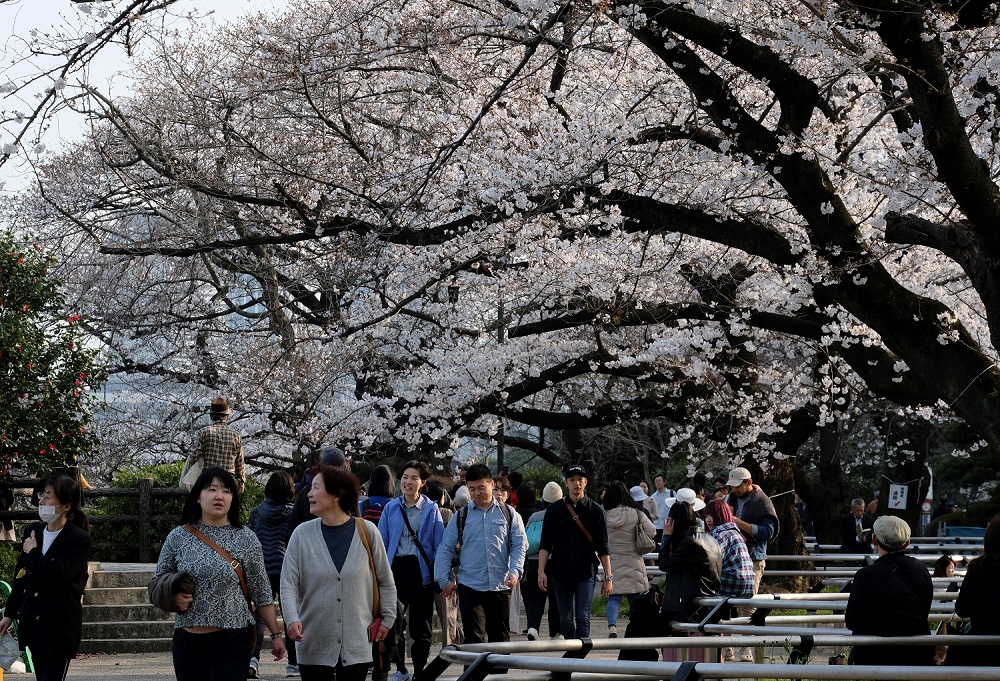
[81,562,173,653]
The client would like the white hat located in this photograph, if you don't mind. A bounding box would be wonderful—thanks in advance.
[542,481,563,504]
[453,485,471,508]
[873,515,910,551]
[726,467,752,487]
[629,485,649,502]
[664,487,706,512]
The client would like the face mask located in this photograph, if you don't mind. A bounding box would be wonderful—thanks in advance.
[38,505,63,523]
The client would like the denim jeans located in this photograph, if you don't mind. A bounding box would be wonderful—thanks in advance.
[606,593,638,628]
[551,572,596,639]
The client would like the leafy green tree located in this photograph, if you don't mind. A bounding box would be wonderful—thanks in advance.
[0,231,102,476]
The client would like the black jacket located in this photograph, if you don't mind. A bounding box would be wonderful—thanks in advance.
[657,526,721,620]
[5,521,92,658]
[838,512,874,553]
[539,496,609,582]
[249,499,293,576]
[947,553,1000,666]
[845,551,933,666]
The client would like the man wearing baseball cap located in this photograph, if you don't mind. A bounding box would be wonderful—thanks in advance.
[537,464,612,639]
[845,515,933,666]
[725,466,778,662]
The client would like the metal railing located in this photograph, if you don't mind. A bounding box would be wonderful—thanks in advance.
[0,477,184,562]
[421,635,1000,681]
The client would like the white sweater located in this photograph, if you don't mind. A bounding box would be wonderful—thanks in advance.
[281,518,397,666]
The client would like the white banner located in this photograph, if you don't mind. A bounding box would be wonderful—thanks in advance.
[888,483,908,510]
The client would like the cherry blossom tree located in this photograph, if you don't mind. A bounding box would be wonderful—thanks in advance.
[14,0,1000,534]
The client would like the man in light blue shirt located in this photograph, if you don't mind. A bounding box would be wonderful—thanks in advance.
[434,463,527,644]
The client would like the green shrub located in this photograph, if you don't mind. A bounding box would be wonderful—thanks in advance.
[0,542,19,588]
[88,462,186,562]
[88,462,264,562]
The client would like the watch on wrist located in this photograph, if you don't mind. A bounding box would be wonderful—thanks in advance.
[270,632,284,639]
[605,574,613,581]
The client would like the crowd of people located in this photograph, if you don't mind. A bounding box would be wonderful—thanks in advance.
[0,396,995,681]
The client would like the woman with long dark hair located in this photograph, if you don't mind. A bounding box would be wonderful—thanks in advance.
[155,466,286,680]
[660,488,705,556]
[603,481,655,637]
[0,475,91,681]
[947,515,1000,667]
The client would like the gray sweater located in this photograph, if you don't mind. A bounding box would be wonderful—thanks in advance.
[280,518,397,667]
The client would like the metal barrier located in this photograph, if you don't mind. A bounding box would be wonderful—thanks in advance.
[421,635,1000,681]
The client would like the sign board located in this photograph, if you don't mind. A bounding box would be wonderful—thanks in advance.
[888,484,908,510]
[922,501,932,513]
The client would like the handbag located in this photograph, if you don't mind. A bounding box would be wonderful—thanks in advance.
[934,617,971,665]
[635,509,655,554]
[525,520,542,556]
[0,633,20,671]
[355,519,385,650]
[179,455,202,490]
[182,524,256,652]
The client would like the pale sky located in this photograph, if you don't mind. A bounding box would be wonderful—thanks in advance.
[0,0,287,192]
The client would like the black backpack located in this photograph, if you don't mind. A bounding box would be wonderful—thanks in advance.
[361,498,384,526]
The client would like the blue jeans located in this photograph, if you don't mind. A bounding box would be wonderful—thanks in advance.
[606,593,638,628]
[551,573,596,639]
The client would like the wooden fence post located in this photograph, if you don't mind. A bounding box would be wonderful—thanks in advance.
[138,478,153,563]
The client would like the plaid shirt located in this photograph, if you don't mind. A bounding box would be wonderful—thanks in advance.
[712,522,755,597]
[194,418,245,485]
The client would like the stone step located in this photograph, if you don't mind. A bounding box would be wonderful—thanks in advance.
[83,586,149,606]
[82,604,171,623]
[87,564,156,589]
[82,620,175,639]
[78,638,173,655]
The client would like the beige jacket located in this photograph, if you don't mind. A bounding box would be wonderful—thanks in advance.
[605,506,656,595]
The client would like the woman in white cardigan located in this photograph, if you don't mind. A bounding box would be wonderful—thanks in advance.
[282,466,397,681]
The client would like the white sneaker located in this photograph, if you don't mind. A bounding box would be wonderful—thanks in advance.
[739,647,755,662]
[392,672,411,681]
[552,633,565,639]
[286,663,301,677]
[608,625,617,638]
[249,657,260,679]
[526,627,539,641]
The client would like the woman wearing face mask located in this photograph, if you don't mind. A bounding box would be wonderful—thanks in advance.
[0,475,92,681]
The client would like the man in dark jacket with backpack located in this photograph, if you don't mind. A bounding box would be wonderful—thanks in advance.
[434,463,527,645]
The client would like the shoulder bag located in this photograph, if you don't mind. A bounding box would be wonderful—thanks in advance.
[565,498,594,546]
[179,455,202,490]
[399,504,443,593]
[635,508,656,554]
[182,524,255,652]
[356,519,386,652]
